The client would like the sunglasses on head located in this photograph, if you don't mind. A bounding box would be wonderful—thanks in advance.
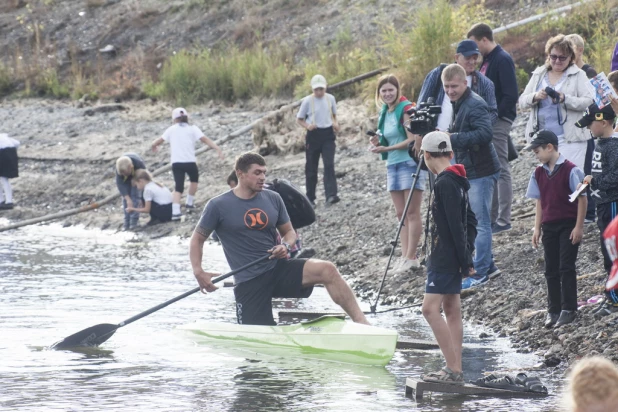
[549,54,569,62]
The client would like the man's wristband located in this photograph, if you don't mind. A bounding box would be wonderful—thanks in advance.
[282,242,292,252]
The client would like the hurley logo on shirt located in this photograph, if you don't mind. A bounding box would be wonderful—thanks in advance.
[244,208,269,230]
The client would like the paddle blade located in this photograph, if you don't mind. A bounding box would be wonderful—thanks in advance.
[51,323,118,350]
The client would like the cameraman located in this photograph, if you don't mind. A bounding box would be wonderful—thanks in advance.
[519,34,593,170]
[442,64,500,290]
[418,40,497,133]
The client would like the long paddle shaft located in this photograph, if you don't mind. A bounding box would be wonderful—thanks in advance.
[370,154,426,314]
[51,254,271,349]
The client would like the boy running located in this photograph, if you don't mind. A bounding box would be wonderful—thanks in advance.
[420,131,475,385]
[576,104,618,316]
[152,108,224,221]
[526,130,587,328]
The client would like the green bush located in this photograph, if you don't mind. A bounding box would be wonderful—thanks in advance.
[157,46,297,105]
[39,68,69,98]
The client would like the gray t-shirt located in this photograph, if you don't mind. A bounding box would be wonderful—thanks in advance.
[297,94,337,128]
[197,190,290,283]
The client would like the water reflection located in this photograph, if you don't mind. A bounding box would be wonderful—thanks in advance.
[0,222,561,411]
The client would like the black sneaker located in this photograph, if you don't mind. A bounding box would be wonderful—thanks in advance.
[326,195,340,205]
[185,204,195,209]
[171,213,183,221]
[492,223,512,234]
[592,300,609,315]
[554,310,576,327]
[544,312,560,328]
[488,263,502,279]
[594,303,618,318]
[0,202,14,210]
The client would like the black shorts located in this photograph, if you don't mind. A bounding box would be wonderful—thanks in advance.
[233,258,313,325]
[425,269,462,294]
[171,162,199,193]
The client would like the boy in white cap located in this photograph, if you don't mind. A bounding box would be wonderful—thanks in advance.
[420,131,475,385]
[152,108,224,220]
[296,74,340,206]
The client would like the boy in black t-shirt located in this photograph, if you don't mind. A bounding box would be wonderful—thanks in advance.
[420,132,475,386]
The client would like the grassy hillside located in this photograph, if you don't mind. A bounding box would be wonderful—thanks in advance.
[1,0,616,104]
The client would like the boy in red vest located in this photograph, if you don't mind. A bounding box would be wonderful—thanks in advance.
[525,130,587,328]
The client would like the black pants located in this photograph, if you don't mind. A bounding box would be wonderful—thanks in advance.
[584,139,596,221]
[597,201,618,275]
[172,162,199,193]
[305,127,337,202]
[542,220,579,313]
[150,202,172,222]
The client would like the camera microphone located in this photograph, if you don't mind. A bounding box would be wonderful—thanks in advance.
[426,97,435,105]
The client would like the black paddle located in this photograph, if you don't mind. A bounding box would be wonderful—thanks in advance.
[50,254,271,350]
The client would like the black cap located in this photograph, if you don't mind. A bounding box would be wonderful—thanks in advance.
[456,40,481,57]
[525,130,559,150]
[576,103,616,128]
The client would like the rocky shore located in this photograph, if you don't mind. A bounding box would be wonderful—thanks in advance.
[1,97,613,371]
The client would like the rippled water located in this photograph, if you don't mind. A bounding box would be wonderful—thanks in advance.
[0,222,562,411]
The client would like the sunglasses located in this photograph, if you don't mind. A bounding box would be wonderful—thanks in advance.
[549,54,569,62]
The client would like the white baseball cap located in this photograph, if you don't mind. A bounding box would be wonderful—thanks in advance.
[172,107,187,120]
[421,131,452,152]
[310,74,327,90]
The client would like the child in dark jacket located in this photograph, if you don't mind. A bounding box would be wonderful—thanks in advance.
[526,130,587,328]
[576,104,618,316]
[420,131,476,386]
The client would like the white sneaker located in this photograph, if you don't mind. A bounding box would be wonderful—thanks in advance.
[393,259,421,275]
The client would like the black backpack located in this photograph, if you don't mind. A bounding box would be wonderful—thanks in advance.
[268,179,316,229]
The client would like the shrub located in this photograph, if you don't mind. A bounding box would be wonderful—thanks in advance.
[0,63,12,96]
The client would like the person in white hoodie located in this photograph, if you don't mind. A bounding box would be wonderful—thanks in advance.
[0,133,20,210]
[519,34,594,170]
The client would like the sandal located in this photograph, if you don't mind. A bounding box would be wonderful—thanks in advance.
[484,375,527,392]
[422,366,464,385]
[470,373,499,387]
[514,374,548,394]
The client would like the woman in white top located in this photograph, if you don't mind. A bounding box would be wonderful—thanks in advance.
[152,108,224,220]
[126,169,174,224]
[519,34,594,170]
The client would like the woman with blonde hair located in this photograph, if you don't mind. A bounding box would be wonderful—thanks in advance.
[126,169,173,224]
[369,74,427,274]
[564,356,618,411]
[519,34,594,170]
[115,153,146,230]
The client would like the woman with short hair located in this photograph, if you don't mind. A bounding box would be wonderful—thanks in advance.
[519,34,594,169]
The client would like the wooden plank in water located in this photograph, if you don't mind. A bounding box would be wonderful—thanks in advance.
[278,310,346,321]
[396,338,439,350]
[405,378,549,401]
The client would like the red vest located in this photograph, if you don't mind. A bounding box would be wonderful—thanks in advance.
[534,160,579,224]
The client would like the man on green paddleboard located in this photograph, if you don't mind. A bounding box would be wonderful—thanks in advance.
[190,152,369,326]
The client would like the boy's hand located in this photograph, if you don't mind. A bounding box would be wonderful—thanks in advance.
[333,122,340,133]
[532,228,541,248]
[126,206,135,212]
[611,95,618,115]
[570,226,583,245]
[583,175,593,185]
[307,124,317,131]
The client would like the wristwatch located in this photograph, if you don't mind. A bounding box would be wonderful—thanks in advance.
[282,242,292,252]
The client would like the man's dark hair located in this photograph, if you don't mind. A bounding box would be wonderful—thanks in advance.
[426,151,453,159]
[235,152,266,173]
[175,115,189,123]
[467,23,494,42]
[537,143,559,151]
[227,170,238,186]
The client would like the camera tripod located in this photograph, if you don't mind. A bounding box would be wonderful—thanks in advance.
[369,153,429,314]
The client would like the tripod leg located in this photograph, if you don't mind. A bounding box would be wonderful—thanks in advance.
[371,155,426,313]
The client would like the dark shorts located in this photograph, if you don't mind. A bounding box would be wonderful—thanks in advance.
[233,258,313,325]
[425,269,462,294]
[172,162,199,193]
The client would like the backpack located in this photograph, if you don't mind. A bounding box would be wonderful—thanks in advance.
[269,179,316,229]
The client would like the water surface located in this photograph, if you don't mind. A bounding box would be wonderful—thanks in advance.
[0,222,561,411]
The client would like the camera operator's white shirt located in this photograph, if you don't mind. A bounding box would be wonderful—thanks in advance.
[437,75,472,132]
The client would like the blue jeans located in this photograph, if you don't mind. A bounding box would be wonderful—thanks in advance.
[122,186,141,229]
[468,172,499,276]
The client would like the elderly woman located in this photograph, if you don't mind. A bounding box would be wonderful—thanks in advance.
[519,34,594,169]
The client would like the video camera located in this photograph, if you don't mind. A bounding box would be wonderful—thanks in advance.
[405,97,442,137]
[545,86,561,101]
